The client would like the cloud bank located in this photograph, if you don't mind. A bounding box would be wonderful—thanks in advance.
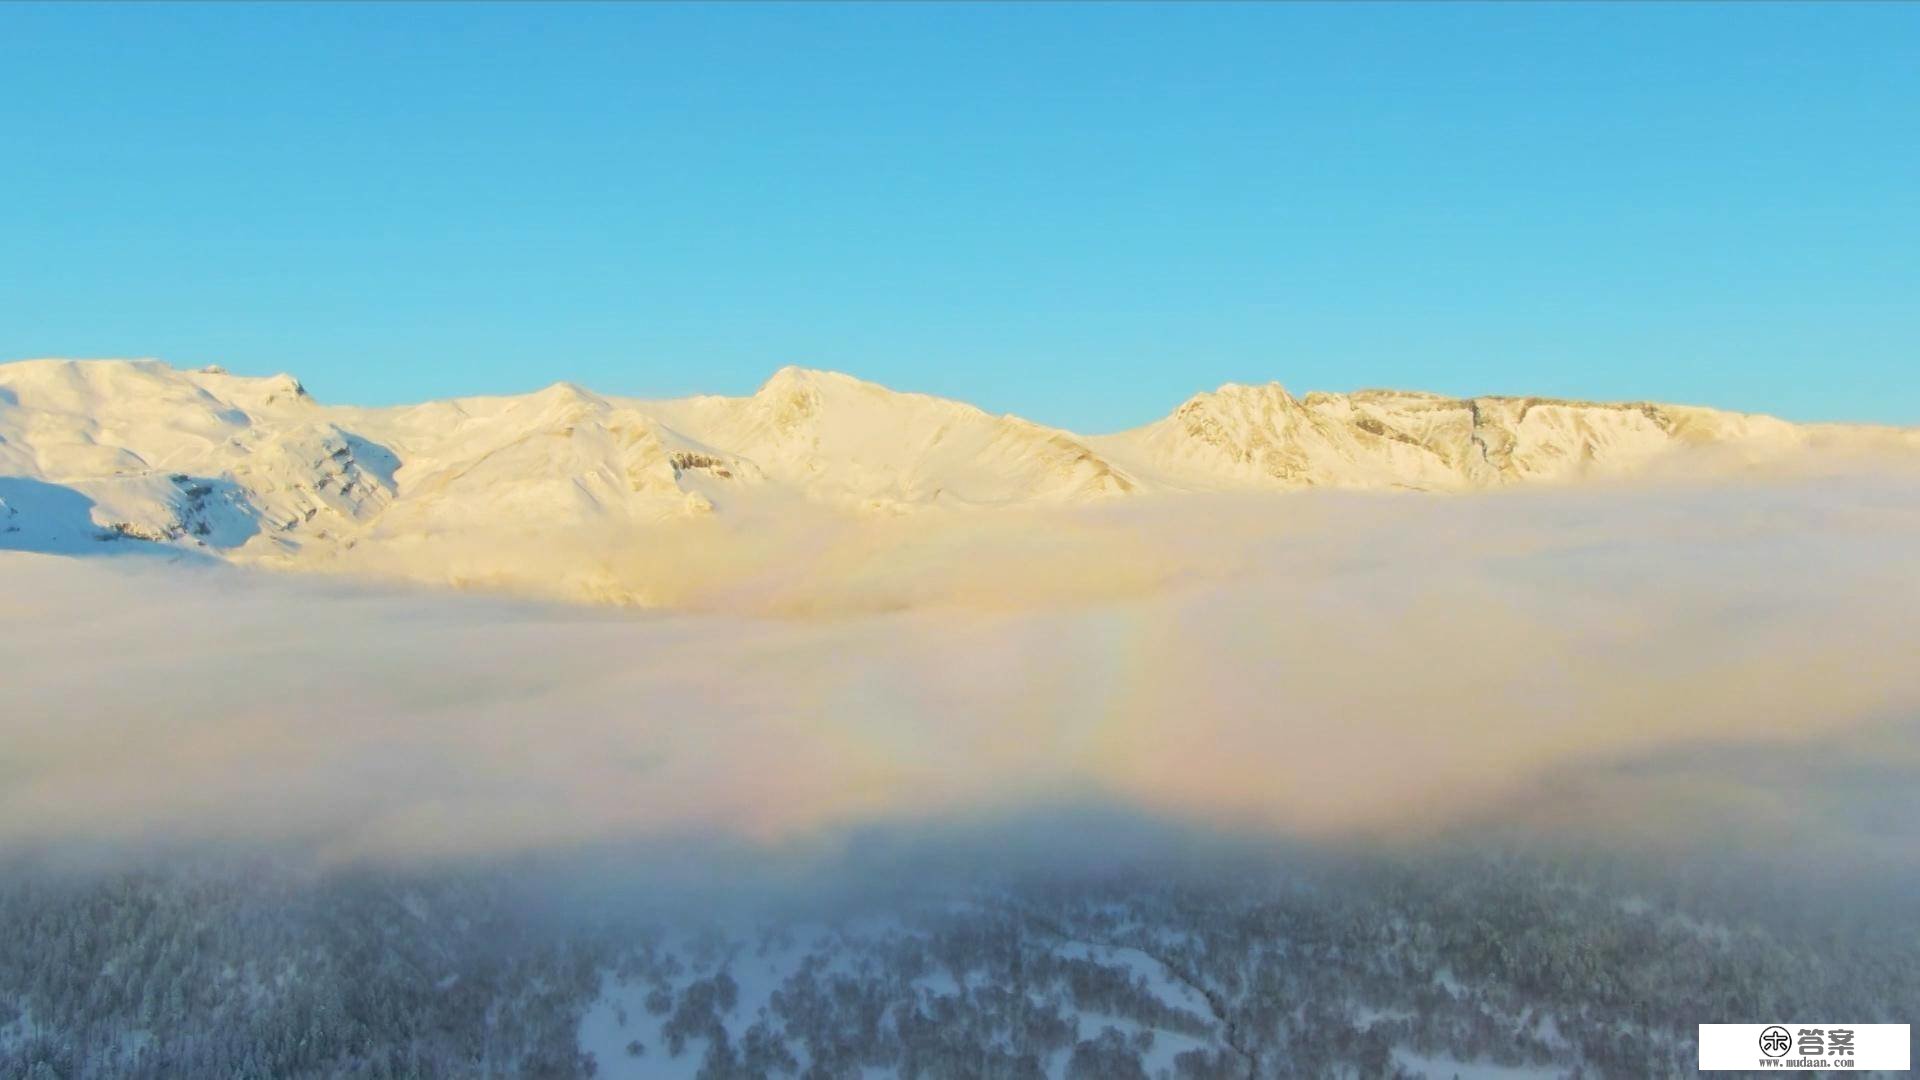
[3,467,1918,869]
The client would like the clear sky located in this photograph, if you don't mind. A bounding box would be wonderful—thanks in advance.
[3,2,1916,431]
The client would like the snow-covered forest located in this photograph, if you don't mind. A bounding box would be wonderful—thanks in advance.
[3,846,1914,1079]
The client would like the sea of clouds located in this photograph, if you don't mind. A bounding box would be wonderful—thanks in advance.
[3,465,1918,875]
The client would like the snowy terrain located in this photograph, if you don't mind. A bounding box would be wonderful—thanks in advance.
[13,848,1910,1079]
[5,358,1915,604]
[6,361,1920,1079]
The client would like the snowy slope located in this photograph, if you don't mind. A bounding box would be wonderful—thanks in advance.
[3,358,1914,597]
[639,366,1136,510]
[0,359,393,555]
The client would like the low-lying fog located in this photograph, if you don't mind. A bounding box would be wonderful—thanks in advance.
[4,465,1917,872]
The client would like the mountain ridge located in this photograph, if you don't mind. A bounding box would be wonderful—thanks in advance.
[4,357,1916,599]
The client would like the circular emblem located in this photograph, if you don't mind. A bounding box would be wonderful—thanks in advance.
[1759,1026,1793,1058]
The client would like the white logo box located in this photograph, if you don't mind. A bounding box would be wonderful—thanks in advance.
[1700,1024,1910,1071]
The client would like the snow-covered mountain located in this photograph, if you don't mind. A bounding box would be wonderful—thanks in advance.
[3,358,1913,594]
[1092,382,1848,491]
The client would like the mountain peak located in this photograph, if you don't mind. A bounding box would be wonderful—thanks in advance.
[529,380,601,405]
[1209,380,1291,397]
[756,365,890,397]
[1170,381,1299,421]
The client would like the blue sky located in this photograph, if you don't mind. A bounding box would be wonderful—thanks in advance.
[3,2,1915,431]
